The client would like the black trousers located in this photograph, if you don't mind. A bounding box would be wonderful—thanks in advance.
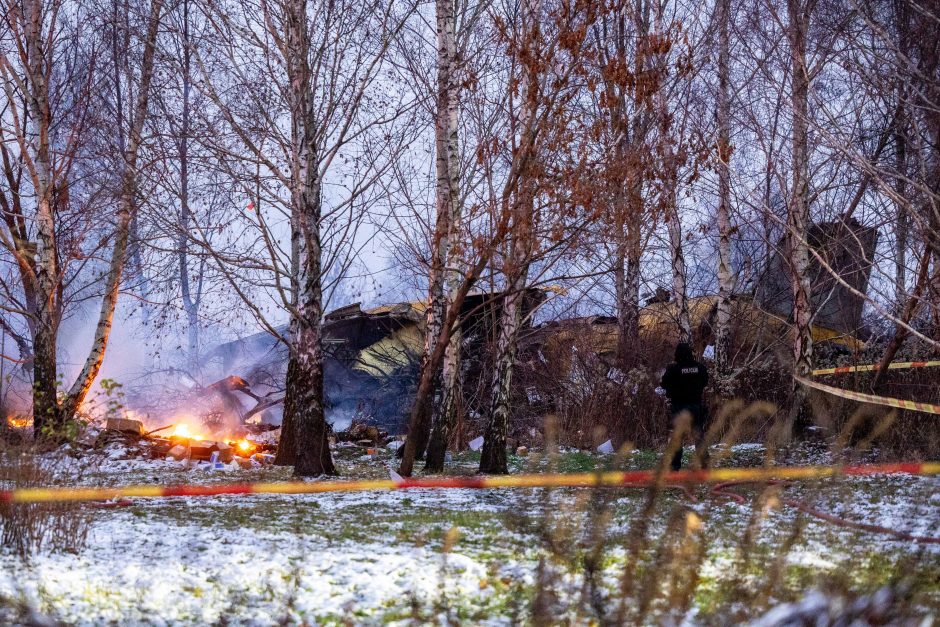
[669,403,707,471]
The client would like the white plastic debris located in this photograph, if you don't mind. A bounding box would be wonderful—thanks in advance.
[597,440,615,454]
[389,468,403,482]
[386,439,404,451]
[468,436,484,451]
[606,367,626,384]
[702,344,715,360]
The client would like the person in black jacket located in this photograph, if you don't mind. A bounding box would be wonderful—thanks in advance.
[660,342,709,471]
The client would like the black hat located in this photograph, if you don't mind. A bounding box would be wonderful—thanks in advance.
[674,342,694,362]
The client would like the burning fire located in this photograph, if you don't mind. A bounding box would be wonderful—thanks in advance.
[227,438,260,456]
[5,415,31,429]
[165,421,260,457]
[170,423,205,441]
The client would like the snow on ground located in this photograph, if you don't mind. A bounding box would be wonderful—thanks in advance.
[2,444,938,624]
[3,514,491,625]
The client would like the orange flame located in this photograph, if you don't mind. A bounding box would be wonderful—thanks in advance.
[170,423,205,441]
[6,415,31,429]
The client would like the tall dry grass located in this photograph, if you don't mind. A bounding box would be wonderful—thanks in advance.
[0,443,91,559]
[483,403,938,625]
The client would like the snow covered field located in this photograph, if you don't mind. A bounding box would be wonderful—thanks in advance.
[1,443,938,625]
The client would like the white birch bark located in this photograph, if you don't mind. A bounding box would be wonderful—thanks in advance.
[616,188,643,371]
[408,0,460,462]
[22,0,60,433]
[605,7,647,373]
[479,269,527,474]
[664,205,691,343]
[715,0,734,392]
[425,0,463,471]
[785,0,815,426]
[60,0,165,422]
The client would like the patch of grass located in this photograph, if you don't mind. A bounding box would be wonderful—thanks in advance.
[555,451,599,473]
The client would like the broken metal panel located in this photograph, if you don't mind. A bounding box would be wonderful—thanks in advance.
[201,289,551,434]
[521,295,865,385]
[352,324,424,378]
[756,218,878,335]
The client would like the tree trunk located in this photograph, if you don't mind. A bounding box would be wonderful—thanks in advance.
[893,137,908,315]
[289,318,334,476]
[664,204,691,343]
[281,0,335,477]
[23,0,61,436]
[479,274,527,475]
[412,226,447,462]
[607,6,648,375]
[399,265,490,475]
[426,329,461,471]
[616,197,643,372]
[424,0,463,473]
[275,200,304,467]
[478,0,540,475]
[653,6,691,345]
[398,213,513,476]
[399,0,540,476]
[404,0,462,467]
[178,0,200,370]
[31,322,58,435]
[914,9,940,336]
[274,355,299,465]
[715,0,734,393]
[786,0,814,430]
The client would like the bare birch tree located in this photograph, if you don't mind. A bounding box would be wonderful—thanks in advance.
[589,0,658,373]
[0,0,163,434]
[193,0,416,475]
[651,1,692,344]
[59,0,165,422]
[714,0,734,391]
[783,0,816,430]
[477,0,597,475]
[423,0,465,472]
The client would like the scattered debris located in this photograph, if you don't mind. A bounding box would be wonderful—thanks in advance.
[335,421,386,446]
[166,445,190,461]
[105,418,144,435]
[190,441,233,463]
[251,453,275,465]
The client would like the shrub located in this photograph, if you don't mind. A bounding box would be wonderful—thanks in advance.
[0,445,91,559]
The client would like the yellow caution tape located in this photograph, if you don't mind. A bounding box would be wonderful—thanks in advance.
[3,462,939,504]
[795,376,940,415]
[812,361,940,376]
